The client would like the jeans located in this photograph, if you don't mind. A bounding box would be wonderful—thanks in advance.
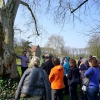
[87,87,99,100]
[69,85,78,100]
[52,89,64,100]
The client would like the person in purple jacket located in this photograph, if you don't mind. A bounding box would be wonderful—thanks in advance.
[16,51,29,76]
[84,57,100,100]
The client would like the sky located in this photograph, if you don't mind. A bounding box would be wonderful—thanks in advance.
[14,0,99,48]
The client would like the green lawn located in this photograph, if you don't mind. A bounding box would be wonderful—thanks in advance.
[16,59,22,76]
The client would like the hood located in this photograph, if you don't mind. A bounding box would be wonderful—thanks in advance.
[66,56,70,62]
[55,65,64,71]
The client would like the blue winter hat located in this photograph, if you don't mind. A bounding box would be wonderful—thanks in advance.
[66,56,70,62]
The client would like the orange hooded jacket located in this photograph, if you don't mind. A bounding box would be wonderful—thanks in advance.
[49,65,64,89]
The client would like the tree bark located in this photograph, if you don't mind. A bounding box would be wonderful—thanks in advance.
[0,0,21,78]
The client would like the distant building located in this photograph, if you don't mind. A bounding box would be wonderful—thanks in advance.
[29,45,41,58]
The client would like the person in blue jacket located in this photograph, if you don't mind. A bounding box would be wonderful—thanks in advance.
[84,57,100,100]
[63,56,70,95]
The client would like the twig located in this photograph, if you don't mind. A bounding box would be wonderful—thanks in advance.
[20,1,39,36]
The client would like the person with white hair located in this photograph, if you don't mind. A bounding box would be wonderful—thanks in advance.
[15,56,51,100]
[79,58,89,100]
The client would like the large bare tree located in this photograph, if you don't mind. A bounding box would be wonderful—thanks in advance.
[0,0,38,78]
[0,0,99,78]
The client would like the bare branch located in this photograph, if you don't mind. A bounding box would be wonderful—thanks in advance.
[71,0,88,13]
[20,1,39,36]
[14,28,24,34]
[47,0,51,10]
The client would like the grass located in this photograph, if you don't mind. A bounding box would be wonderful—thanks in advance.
[64,94,70,100]
[16,59,22,76]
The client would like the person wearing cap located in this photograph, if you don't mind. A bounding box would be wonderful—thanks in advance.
[41,54,54,76]
[15,56,51,100]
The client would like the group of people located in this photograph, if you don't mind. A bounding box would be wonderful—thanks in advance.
[15,52,100,100]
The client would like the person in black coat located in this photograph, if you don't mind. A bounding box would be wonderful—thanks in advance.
[41,54,54,76]
[67,59,80,100]
[40,54,54,100]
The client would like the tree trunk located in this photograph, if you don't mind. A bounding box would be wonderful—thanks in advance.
[0,0,21,78]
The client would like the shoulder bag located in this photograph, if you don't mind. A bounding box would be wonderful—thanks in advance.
[82,68,94,91]
[82,68,94,86]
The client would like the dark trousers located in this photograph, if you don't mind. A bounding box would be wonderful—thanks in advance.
[52,89,64,100]
[63,76,69,94]
[21,66,28,76]
[69,85,78,100]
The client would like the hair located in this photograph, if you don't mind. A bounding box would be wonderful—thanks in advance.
[23,51,27,53]
[79,57,82,60]
[52,57,60,66]
[81,58,87,63]
[69,59,76,67]
[42,55,45,59]
[62,57,65,61]
[29,56,40,67]
[89,57,98,67]
[45,54,50,59]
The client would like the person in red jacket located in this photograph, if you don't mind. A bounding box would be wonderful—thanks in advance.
[49,57,64,100]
